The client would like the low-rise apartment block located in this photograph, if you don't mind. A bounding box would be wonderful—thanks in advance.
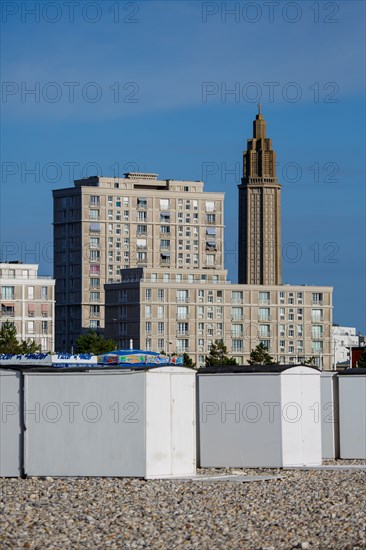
[105,268,333,369]
[0,262,55,351]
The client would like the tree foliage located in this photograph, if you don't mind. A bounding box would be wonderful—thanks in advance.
[182,352,196,368]
[356,348,366,368]
[75,330,116,355]
[248,343,277,365]
[0,321,41,354]
[204,340,238,367]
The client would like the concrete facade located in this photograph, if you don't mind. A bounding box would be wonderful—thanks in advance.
[0,262,55,351]
[53,173,224,351]
[238,107,282,285]
[105,267,333,369]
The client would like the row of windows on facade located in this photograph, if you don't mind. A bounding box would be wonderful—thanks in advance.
[141,339,324,355]
[120,289,324,305]
[1,286,50,300]
[87,197,217,211]
[87,237,218,251]
[88,223,216,238]
[0,268,38,279]
[127,321,325,340]
[0,320,50,334]
[89,209,217,224]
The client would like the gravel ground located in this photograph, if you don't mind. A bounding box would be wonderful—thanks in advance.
[1,462,365,549]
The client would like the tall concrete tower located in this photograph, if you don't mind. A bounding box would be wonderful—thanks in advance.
[238,106,282,285]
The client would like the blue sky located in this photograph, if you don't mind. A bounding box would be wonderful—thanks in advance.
[1,0,365,331]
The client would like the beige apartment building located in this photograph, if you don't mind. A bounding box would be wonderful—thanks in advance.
[0,262,55,352]
[53,173,224,351]
[104,267,333,369]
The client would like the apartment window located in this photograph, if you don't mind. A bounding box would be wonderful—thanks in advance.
[160,199,169,210]
[232,307,243,320]
[151,273,157,282]
[259,324,270,338]
[160,239,170,250]
[259,291,270,304]
[176,290,189,303]
[288,309,294,321]
[157,306,164,319]
[90,320,100,329]
[90,250,100,262]
[123,210,129,221]
[123,252,129,263]
[137,238,147,249]
[158,322,164,335]
[145,289,152,301]
[289,326,294,337]
[90,265,100,275]
[163,273,170,282]
[176,274,183,283]
[205,201,215,212]
[298,324,303,336]
[2,286,14,300]
[90,292,100,302]
[123,197,129,208]
[27,286,34,299]
[90,237,100,249]
[158,289,164,301]
[206,254,215,266]
[27,321,34,334]
[145,305,151,318]
[137,252,147,263]
[137,197,147,209]
[312,341,323,353]
[232,340,243,352]
[108,196,113,205]
[145,338,152,351]
[158,338,164,351]
[279,324,285,337]
[312,325,324,339]
[232,291,243,304]
[232,324,243,337]
[206,213,216,224]
[145,322,151,335]
[177,323,189,336]
[280,340,286,350]
[138,211,147,222]
[90,222,101,233]
[90,278,100,288]
[288,293,294,305]
[279,291,285,304]
[259,340,270,350]
[297,292,303,304]
[137,224,147,235]
[177,306,188,319]
[41,321,48,334]
[312,293,323,305]
[160,212,171,223]
[312,309,323,321]
[160,225,170,234]
[90,305,100,317]
[89,209,99,220]
[89,196,100,206]
[298,340,304,351]
[176,339,189,352]
[259,307,270,321]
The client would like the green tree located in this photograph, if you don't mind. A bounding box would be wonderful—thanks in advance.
[356,348,366,368]
[204,340,238,367]
[248,343,277,365]
[0,321,21,354]
[75,330,116,355]
[182,352,196,368]
[0,321,41,354]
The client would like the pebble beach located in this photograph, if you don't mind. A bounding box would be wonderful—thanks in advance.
[1,462,365,549]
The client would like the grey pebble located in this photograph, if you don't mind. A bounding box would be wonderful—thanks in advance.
[0,460,364,549]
